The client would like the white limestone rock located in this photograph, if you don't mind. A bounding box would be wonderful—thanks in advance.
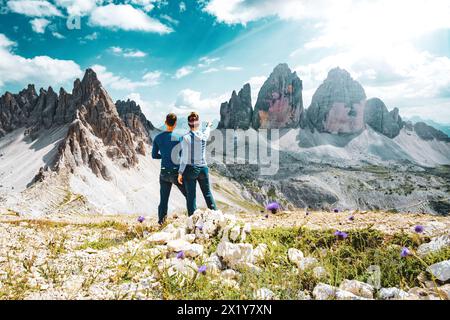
[216,241,254,269]
[252,244,268,263]
[221,269,239,280]
[146,232,174,244]
[427,260,450,282]
[312,266,328,280]
[339,279,374,299]
[157,258,197,278]
[298,257,319,271]
[312,283,363,300]
[184,243,204,258]
[418,235,450,257]
[254,288,276,300]
[167,239,191,252]
[205,253,224,274]
[377,287,411,300]
[229,225,241,242]
[287,248,304,265]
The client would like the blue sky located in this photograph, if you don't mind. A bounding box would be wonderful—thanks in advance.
[0,0,450,126]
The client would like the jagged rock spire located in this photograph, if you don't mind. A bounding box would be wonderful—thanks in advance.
[218,83,253,130]
[252,63,303,129]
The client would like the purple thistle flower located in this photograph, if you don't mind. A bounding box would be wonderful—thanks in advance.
[401,247,411,258]
[334,230,348,240]
[137,216,145,223]
[176,251,185,259]
[266,202,280,214]
[414,225,424,234]
[198,265,207,274]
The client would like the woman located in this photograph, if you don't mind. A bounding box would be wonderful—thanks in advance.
[178,112,217,216]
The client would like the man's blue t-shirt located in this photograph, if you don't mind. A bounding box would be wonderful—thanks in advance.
[152,131,182,170]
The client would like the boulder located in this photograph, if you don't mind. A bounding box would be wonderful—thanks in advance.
[339,279,374,299]
[298,257,319,271]
[254,288,276,300]
[216,241,254,269]
[167,239,191,252]
[221,269,239,280]
[427,260,450,282]
[312,283,363,300]
[437,284,450,300]
[418,235,450,257]
[205,253,224,274]
[287,248,304,265]
[312,266,328,280]
[146,232,174,244]
[377,287,411,300]
[157,258,198,278]
[252,244,268,263]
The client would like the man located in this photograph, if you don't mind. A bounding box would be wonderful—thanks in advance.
[178,112,217,216]
[152,113,186,225]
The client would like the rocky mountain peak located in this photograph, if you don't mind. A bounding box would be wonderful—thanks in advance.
[116,99,155,144]
[306,67,366,134]
[19,84,37,99]
[364,98,403,138]
[218,83,253,130]
[252,63,303,129]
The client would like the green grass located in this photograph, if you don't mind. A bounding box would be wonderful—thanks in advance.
[157,226,450,299]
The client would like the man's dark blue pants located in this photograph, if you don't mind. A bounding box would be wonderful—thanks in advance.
[158,168,186,224]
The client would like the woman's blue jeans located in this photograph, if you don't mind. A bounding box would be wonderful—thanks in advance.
[183,165,217,216]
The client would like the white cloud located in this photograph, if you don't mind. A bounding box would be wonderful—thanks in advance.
[224,66,242,71]
[91,64,161,91]
[198,56,220,68]
[303,0,450,51]
[203,0,309,25]
[179,1,186,13]
[124,50,146,58]
[0,33,82,88]
[201,66,242,74]
[160,14,179,25]
[51,31,65,39]
[84,32,98,40]
[126,92,166,123]
[127,0,154,12]
[294,44,450,114]
[174,66,194,79]
[7,0,63,17]
[109,46,147,58]
[54,0,101,16]
[173,89,228,121]
[201,68,219,74]
[89,4,172,33]
[30,18,50,33]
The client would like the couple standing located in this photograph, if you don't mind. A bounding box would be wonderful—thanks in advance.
[152,112,216,225]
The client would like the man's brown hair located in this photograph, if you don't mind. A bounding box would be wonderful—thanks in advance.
[187,112,199,128]
[166,113,177,127]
